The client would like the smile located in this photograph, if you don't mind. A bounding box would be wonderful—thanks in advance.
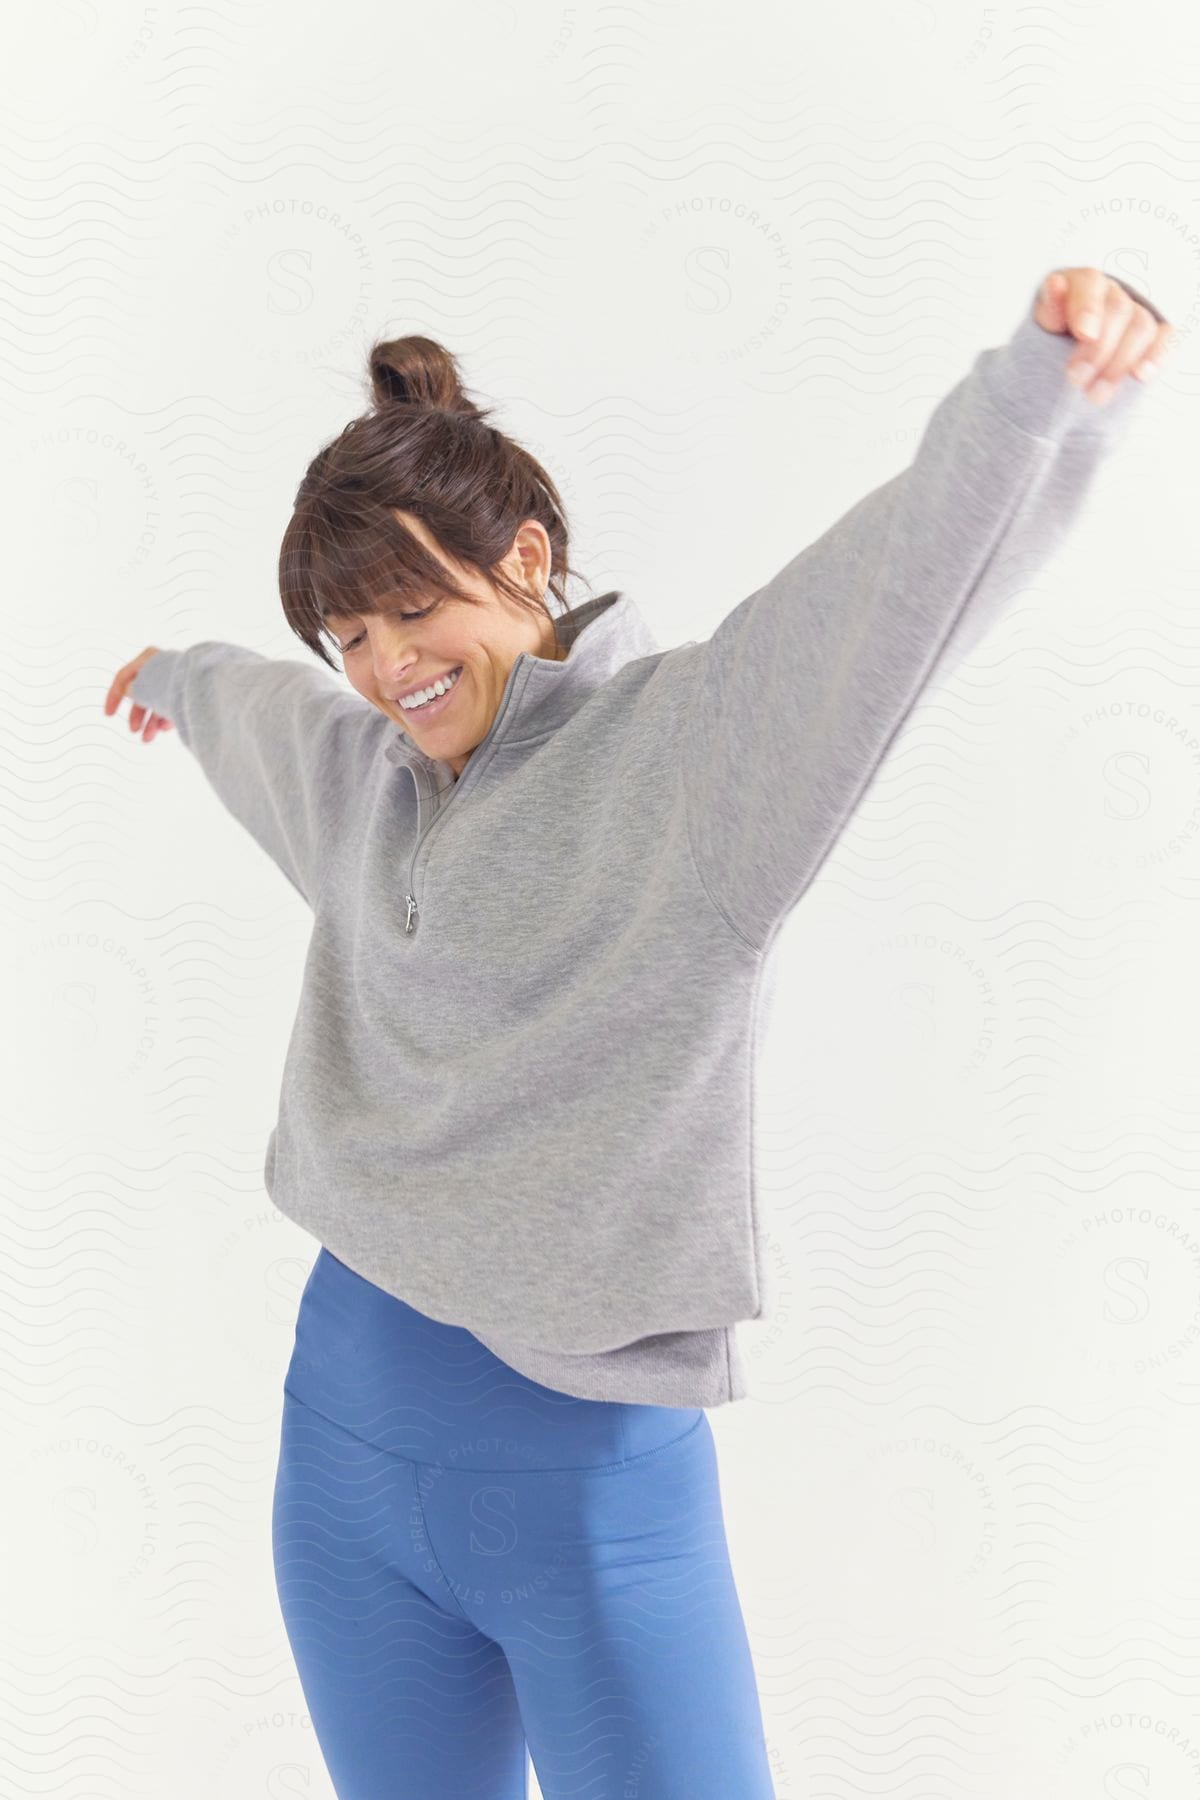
[396,665,463,720]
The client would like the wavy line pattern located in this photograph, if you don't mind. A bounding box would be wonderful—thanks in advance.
[3,2,1198,1797]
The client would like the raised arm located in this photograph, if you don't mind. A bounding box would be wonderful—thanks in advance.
[681,276,1166,956]
[123,641,375,907]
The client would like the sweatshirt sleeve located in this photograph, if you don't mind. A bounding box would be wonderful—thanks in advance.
[129,640,368,907]
[683,277,1162,955]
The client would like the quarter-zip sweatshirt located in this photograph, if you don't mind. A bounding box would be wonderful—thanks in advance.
[130,278,1159,1406]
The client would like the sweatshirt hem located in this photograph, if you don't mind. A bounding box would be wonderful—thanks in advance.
[473,1323,746,1409]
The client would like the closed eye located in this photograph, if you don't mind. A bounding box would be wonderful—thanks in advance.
[337,605,436,654]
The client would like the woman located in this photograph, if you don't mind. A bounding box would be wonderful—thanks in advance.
[104,267,1168,1800]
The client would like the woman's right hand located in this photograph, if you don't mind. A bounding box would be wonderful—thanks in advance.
[104,646,175,743]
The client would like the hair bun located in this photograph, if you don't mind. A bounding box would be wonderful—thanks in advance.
[367,334,486,419]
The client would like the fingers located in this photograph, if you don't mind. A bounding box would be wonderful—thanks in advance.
[1066,281,1137,397]
[1072,279,1137,381]
[1033,271,1070,335]
[1034,267,1173,404]
[1065,281,1166,406]
[1066,267,1112,343]
[104,659,139,716]
[104,646,169,738]
[1134,318,1174,383]
[127,704,172,742]
[1087,307,1163,402]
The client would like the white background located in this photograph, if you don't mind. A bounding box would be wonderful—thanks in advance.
[4,2,1199,1796]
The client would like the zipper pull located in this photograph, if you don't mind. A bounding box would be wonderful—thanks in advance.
[404,893,419,934]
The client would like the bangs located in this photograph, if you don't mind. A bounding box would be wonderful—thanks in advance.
[280,490,480,668]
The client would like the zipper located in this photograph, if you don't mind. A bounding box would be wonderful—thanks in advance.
[401,657,527,935]
[402,768,447,935]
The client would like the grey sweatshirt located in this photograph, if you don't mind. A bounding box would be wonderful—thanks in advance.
[130,278,1158,1407]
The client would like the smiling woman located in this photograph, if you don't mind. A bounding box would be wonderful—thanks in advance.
[315,502,567,780]
[105,271,1167,1800]
[277,335,581,778]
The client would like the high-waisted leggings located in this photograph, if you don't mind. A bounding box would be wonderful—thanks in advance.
[270,1247,776,1800]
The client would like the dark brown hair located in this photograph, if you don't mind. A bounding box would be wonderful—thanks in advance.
[279,335,586,672]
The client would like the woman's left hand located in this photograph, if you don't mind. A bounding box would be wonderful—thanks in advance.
[1033,267,1173,406]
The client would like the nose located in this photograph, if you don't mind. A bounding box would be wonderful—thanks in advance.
[367,619,419,684]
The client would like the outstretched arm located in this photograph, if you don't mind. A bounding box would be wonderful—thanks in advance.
[123,641,375,907]
[682,273,1170,956]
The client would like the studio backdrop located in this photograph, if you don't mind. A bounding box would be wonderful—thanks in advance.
[4,3,1198,1797]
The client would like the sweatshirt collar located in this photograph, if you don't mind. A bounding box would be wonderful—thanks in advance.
[382,589,660,774]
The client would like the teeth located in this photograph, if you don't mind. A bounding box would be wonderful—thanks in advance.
[400,667,461,711]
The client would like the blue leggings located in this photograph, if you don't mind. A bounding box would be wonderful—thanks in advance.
[271,1248,776,1800]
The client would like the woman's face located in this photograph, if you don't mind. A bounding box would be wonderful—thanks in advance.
[325,509,561,780]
